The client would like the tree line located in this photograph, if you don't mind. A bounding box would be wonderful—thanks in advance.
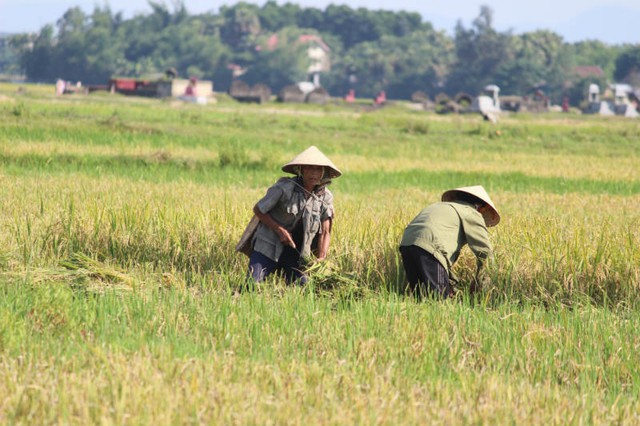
[3,1,640,105]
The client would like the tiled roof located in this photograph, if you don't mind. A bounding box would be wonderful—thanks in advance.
[573,66,605,78]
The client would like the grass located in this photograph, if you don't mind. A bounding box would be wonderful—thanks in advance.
[1,283,639,424]
[0,83,639,424]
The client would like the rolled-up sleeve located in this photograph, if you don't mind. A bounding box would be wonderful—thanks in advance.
[321,190,334,221]
[461,211,493,283]
[463,212,493,262]
[256,184,283,214]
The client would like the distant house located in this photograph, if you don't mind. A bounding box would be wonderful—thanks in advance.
[227,63,247,79]
[297,35,331,75]
[573,66,605,79]
[264,33,331,85]
[584,83,639,117]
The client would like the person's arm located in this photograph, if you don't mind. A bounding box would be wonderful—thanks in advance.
[316,189,335,261]
[253,204,295,248]
[463,211,494,292]
[315,218,332,261]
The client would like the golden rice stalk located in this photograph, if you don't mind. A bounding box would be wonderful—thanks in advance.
[59,252,133,286]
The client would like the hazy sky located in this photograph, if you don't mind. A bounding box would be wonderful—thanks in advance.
[1,0,639,44]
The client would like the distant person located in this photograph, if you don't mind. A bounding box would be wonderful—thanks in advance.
[237,146,341,286]
[55,79,66,96]
[344,89,355,103]
[184,77,197,97]
[179,77,207,105]
[399,185,500,298]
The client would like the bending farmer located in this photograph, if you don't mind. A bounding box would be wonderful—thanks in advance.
[247,146,341,285]
[399,186,500,298]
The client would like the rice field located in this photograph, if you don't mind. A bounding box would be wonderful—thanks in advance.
[0,83,639,424]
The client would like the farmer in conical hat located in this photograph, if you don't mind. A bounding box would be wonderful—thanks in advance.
[399,185,500,298]
[246,146,341,285]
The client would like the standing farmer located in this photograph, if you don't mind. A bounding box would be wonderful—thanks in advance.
[239,146,341,285]
[399,186,500,298]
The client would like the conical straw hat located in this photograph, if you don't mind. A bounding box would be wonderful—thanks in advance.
[282,145,342,178]
[442,185,500,227]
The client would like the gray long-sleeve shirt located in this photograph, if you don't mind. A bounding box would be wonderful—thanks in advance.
[253,177,334,262]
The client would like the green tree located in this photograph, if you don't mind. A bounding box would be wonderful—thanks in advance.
[220,2,262,49]
[259,1,300,32]
[48,6,126,83]
[614,45,640,86]
[56,6,87,38]
[114,2,227,80]
[19,25,55,81]
[1,35,24,75]
[22,0,622,101]
[321,5,388,49]
[495,30,567,97]
[7,33,32,76]
[242,27,310,90]
[297,7,324,30]
[74,7,124,83]
[337,29,453,99]
[566,40,621,78]
[565,75,607,107]
[447,5,513,95]
[154,16,230,80]
[318,5,426,50]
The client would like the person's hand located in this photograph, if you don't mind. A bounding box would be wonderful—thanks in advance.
[277,227,296,248]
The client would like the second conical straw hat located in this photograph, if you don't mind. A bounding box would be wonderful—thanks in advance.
[442,185,500,227]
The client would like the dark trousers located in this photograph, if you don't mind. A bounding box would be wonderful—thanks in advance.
[248,249,308,286]
[399,245,452,298]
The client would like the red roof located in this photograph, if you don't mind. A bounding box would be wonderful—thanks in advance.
[298,34,330,52]
[573,66,605,78]
[263,34,330,52]
[267,34,278,50]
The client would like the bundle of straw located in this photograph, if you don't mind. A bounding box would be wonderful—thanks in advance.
[59,252,133,285]
[305,261,367,299]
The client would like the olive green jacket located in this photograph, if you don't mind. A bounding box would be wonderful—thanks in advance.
[400,201,493,281]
